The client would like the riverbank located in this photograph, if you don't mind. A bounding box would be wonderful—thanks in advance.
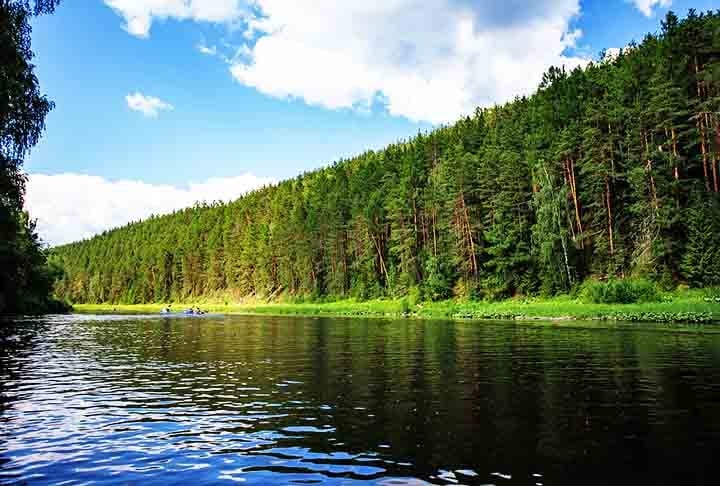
[72,292,720,324]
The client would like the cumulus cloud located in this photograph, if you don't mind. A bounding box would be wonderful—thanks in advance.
[25,173,276,245]
[104,0,246,38]
[126,92,174,117]
[603,47,622,61]
[107,0,588,124]
[629,0,672,17]
[228,0,587,123]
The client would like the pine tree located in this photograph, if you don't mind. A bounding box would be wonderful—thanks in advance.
[49,10,720,305]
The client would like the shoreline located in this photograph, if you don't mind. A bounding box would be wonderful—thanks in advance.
[71,296,720,325]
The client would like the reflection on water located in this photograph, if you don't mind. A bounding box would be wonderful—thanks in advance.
[2,314,720,484]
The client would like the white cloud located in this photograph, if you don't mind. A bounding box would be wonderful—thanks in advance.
[104,0,246,38]
[106,0,588,124]
[25,173,276,245]
[229,0,588,123]
[125,92,174,117]
[603,47,622,61]
[197,43,217,56]
[629,0,672,17]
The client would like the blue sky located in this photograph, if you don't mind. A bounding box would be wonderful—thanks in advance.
[23,0,717,245]
[27,1,434,184]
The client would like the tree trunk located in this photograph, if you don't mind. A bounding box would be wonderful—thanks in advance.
[370,231,388,284]
[605,176,614,256]
[544,166,573,287]
[671,127,680,180]
[459,193,478,276]
[695,56,702,98]
[412,194,419,242]
[643,129,659,210]
[567,158,583,246]
[432,207,438,257]
[698,115,711,191]
[710,112,719,192]
[562,160,577,242]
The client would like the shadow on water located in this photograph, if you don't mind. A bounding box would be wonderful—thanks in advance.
[2,314,720,484]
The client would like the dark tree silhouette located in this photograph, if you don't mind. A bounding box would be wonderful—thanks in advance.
[0,0,65,313]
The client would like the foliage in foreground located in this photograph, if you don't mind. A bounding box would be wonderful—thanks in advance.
[52,10,720,306]
[0,0,66,314]
[579,279,661,304]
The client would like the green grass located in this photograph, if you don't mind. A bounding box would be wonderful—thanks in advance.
[72,290,720,324]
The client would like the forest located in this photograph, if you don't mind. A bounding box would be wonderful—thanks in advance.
[52,10,720,306]
[0,0,65,314]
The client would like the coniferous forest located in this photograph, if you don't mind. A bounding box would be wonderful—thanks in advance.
[52,10,720,306]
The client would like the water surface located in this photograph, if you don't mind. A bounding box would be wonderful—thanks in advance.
[2,314,720,484]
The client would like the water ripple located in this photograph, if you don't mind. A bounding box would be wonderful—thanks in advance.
[2,314,720,484]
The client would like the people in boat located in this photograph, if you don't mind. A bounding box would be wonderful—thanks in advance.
[159,304,212,315]
[178,306,207,315]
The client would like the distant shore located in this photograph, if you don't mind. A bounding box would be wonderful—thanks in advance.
[71,294,720,325]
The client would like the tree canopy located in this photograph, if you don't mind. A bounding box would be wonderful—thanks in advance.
[52,10,720,305]
[0,0,64,314]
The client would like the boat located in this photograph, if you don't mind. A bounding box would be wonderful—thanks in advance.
[158,307,209,316]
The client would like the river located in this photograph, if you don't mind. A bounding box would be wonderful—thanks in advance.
[1,314,720,484]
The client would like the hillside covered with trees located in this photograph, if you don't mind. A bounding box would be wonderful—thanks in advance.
[52,10,720,306]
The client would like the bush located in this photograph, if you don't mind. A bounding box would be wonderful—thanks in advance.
[407,286,422,307]
[580,278,661,304]
[701,287,720,302]
[452,278,479,301]
[399,298,410,315]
